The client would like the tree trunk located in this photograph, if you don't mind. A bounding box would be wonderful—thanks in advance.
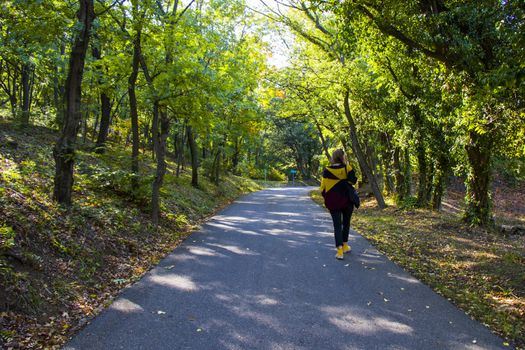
[393,146,411,201]
[431,129,451,210]
[187,125,199,187]
[94,92,111,152]
[7,66,18,119]
[151,105,170,225]
[343,90,386,208]
[411,105,429,207]
[212,150,221,185]
[53,0,95,206]
[20,62,31,126]
[314,118,331,161]
[92,44,112,153]
[92,111,99,142]
[176,128,186,177]
[82,111,88,143]
[380,133,395,194]
[431,162,445,210]
[128,26,141,189]
[464,130,493,225]
[231,137,240,175]
[425,159,434,204]
[416,144,428,206]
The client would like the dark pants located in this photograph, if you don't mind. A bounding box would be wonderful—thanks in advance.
[330,206,353,247]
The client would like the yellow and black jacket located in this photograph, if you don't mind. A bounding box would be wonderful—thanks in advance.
[320,164,358,211]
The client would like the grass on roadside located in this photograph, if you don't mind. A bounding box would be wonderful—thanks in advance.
[310,190,525,349]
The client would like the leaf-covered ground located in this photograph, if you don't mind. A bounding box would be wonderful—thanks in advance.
[0,122,272,349]
[311,190,525,349]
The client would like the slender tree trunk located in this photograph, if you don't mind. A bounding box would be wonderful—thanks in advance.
[416,144,428,206]
[128,26,141,189]
[92,44,112,153]
[404,148,413,195]
[151,105,170,225]
[20,62,31,126]
[425,159,434,204]
[464,130,493,225]
[212,149,221,185]
[95,92,111,152]
[431,161,445,210]
[431,129,451,210]
[314,118,331,161]
[176,129,186,177]
[231,136,240,175]
[187,125,199,187]
[343,90,386,208]
[380,133,395,194]
[92,111,99,142]
[82,111,88,143]
[53,0,95,206]
[393,146,408,200]
[143,123,149,154]
[8,66,18,118]
[411,105,429,207]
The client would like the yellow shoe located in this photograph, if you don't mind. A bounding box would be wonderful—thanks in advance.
[343,242,351,253]
[335,247,344,260]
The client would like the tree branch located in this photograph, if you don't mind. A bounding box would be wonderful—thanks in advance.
[300,2,332,37]
[95,0,124,16]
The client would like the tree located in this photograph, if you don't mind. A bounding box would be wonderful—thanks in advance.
[336,0,525,224]
[53,0,96,206]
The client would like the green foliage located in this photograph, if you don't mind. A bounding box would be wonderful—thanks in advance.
[0,226,16,251]
[397,196,418,210]
[494,157,525,186]
[89,168,150,202]
[267,167,287,181]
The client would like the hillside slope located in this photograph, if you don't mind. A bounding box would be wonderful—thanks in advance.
[0,122,264,349]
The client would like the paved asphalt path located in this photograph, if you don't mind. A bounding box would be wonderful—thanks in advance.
[64,187,508,350]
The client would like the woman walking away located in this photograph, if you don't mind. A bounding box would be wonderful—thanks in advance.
[320,149,358,260]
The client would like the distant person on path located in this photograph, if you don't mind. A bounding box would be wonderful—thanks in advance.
[320,149,358,260]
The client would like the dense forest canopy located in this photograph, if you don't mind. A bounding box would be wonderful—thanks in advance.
[1,0,524,225]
